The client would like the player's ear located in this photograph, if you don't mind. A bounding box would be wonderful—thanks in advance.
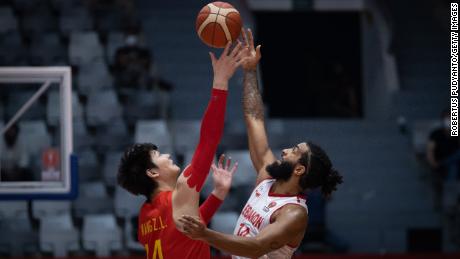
[294,164,305,176]
[146,169,160,179]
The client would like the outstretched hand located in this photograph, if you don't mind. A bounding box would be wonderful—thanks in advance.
[210,41,250,89]
[240,28,261,71]
[211,154,238,200]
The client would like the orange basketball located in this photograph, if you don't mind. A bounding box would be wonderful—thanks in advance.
[196,2,242,48]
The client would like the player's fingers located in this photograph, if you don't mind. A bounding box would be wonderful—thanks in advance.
[209,52,217,66]
[218,154,225,168]
[229,41,242,58]
[183,215,201,227]
[178,217,188,226]
[182,215,195,221]
[241,27,249,47]
[234,40,244,57]
[236,57,250,67]
[189,218,202,228]
[231,162,238,174]
[235,46,249,61]
[256,45,262,58]
[223,41,232,56]
[248,28,255,51]
[211,163,217,172]
[225,157,232,170]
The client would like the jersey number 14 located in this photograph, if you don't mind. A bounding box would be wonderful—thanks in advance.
[145,239,164,259]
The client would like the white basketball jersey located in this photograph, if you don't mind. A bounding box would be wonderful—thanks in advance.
[232,179,308,259]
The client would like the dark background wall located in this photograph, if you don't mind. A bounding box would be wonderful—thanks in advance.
[255,12,362,118]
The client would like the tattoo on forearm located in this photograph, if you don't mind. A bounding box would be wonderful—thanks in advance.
[243,70,264,120]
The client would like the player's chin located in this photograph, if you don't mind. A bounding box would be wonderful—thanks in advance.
[172,165,181,175]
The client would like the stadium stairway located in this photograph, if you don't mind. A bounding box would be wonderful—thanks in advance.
[385,0,456,251]
[386,0,449,121]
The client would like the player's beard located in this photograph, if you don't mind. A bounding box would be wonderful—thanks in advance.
[266,160,296,182]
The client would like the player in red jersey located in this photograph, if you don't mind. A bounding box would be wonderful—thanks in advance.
[117,42,247,259]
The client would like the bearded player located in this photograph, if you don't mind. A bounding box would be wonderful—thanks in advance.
[179,28,344,258]
[117,42,247,259]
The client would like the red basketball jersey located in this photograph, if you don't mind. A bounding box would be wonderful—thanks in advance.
[138,191,210,259]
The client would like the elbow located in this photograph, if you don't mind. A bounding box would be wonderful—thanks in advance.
[246,239,268,258]
[250,250,265,258]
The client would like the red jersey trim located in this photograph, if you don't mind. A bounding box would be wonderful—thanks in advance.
[268,184,307,199]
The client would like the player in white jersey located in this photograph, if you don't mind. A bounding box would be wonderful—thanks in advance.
[179,28,343,258]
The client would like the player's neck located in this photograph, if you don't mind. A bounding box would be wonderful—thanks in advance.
[272,179,301,196]
[150,181,175,199]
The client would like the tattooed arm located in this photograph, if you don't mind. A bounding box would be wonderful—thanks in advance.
[241,28,277,184]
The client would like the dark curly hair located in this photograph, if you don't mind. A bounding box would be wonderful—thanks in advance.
[298,141,343,198]
[117,143,158,201]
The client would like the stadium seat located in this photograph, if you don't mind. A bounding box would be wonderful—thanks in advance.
[114,185,145,218]
[94,10,124,36]
[0,31,28,65]
[114,186,145,252]
[124,217,144,251]
[47,90,83,127]
[86,89,123,126]
[32,200,71,220]
[0,217,38,256]
[0,8,18,34]
[225,150,257,187]
[82,214,122,256]
[122,89,160,125]
[106,32,125,65]
[211,212,239,234]
[39,214,80,257]
[172,119,201,152]
[94,118,132,152]
[76,148,100,182]
[73,182,113,217]
[59,8,93,36]
[28,33,67,65]
[50,0,82,13]
[103,151,124,187]
[12,0,42,14]
[19,120,51,158]
[0,201,28,219]
[135,120,173,153]
[77,61,113,96]
[69,32,104,65]
[21,12,58,39]
[6,90,46,120]
[73,118,95,151]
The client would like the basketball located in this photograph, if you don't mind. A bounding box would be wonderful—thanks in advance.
[195,2,242,48]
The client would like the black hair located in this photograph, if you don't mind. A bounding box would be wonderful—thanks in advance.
[298,141,343,198]
[117,143,158,201]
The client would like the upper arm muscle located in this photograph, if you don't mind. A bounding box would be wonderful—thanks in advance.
[253,206,308,255]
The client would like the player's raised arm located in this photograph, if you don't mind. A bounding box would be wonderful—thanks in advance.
[172,42,248,228]
[179,204,308,258]
[241,28,276,184]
